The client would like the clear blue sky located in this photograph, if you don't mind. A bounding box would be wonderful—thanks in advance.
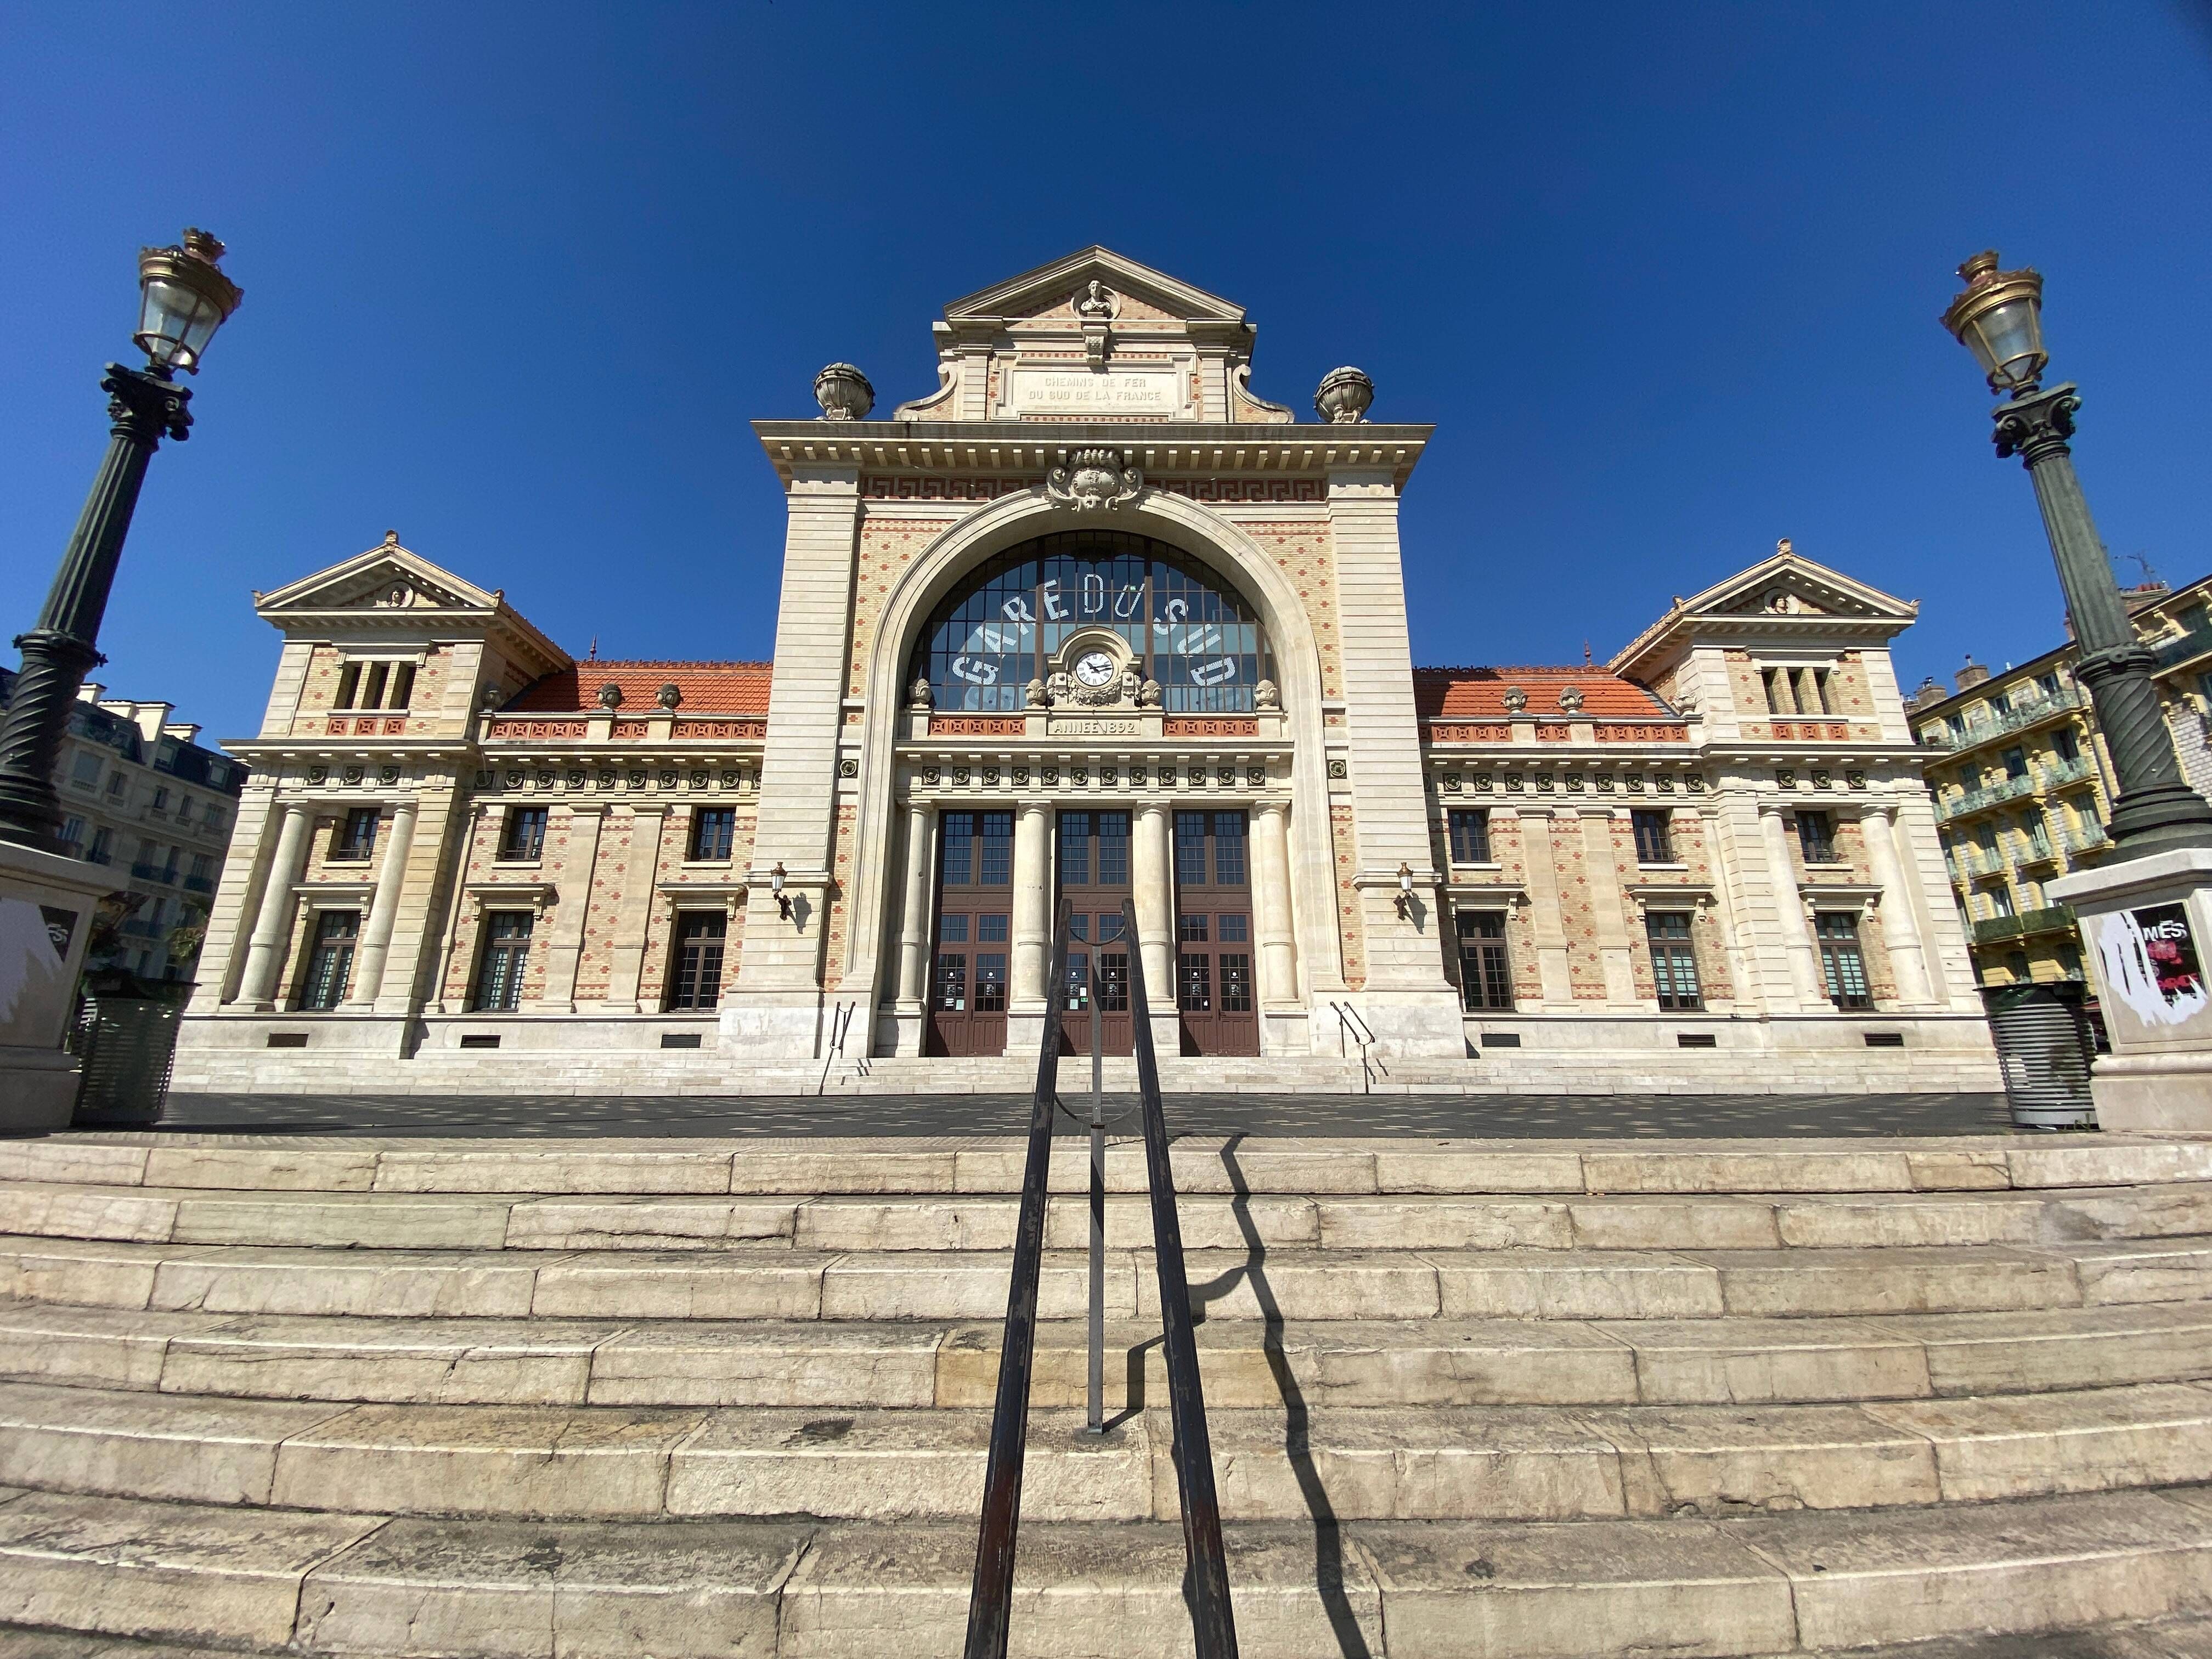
[5,3,2209,748]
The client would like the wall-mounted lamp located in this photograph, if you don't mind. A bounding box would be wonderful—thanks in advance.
[772,861,792,921]
[1394,861,1415,920]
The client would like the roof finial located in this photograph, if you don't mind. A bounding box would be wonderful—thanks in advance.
[383,529,398,545]
[588,635,598,661]
[1777,537,1793,557]
[1582,640,1593,666]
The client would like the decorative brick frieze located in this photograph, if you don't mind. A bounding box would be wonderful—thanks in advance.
[1161,716,1258,738]
[929,715,1027,737]
[1330,798,1368,991]
[1159,478,1325,503]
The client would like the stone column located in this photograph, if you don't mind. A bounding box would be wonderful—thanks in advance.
[236,803,313,1011]
[342,799,417,1010]
[1697,810,1758,1012]
[1010,802,1052,1009]
[1133,803,1177,1054]
[1759,805,1830,1008]
[1251,802,1299,1003]
[893,802,934,1057]
[1861,803,1936,1007]
[539,804,605,1013]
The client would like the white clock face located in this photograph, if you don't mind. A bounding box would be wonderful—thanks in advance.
[1073,651,1118,688]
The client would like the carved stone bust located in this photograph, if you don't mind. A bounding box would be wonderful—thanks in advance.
[1046,447,1142,511]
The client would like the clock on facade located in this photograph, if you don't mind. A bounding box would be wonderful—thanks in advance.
[1073,650,1118,689]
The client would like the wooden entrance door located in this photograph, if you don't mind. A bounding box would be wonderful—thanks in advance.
[1172,810,1260,1056]
[928,810,1012,1057]
[1057,810,1133,1056]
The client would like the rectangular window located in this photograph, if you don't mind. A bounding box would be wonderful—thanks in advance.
[1990,690,2013,716]
[1448,809,1492,865]
[1058,811,1090,886]
[1217,913,1249,943]
[1219,953,1254,1013]
[88,828,113,864]
[1178,913,1209,943]
[974,953,1008,1012]
[667,912,727,1010]
[1762,667,1791,716]
[151,786,169,811]
[177,796,194,824]
[933,953,967,1012]
[472,911,534,1011]
[2002,746,2029,780]
[362,663,390,710]
[1173,811,1206,884]
[1631,809,1674,865]
[1645,911,1703,1011]
[500,807,548,862]
[1211,813,1247,886]
[1989,884,2015,917]
[941,811,975,887]
[938,913,968,944]
[1095,812,1129,887]
[689,808,735,862]
[189,853,212,880]
[2052,726,2080,763]
[107,771,126,795]
[1177,952,1213,1012]
[59,816,86,851]
[301,911,360,1012]
[1455,911,1514,1011]
[978,811,1014,887]
[333,807,380,862]
[336,662,362,709]
[1815,912,1874,1011]
[1797,810,1837,865]
[2037,673,2061,698]
[976,913,1009,943]
[71,751,103,786]
[388,662,416,710]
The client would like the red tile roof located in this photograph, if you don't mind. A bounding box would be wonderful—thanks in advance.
[506,661,772,716]
[1413,666,1671,719]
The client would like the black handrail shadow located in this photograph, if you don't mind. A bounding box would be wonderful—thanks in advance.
[1193,1133,1374,1658]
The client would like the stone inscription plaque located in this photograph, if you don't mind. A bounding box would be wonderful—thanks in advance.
[1053,718,1142,736]
[1011,365,1178,416]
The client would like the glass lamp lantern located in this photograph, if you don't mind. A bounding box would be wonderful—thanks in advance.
[134,229,243,375]
[1941,250,2046,395]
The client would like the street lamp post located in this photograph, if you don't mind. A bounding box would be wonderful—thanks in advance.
[1940,251,2212,859]
[0,229,242,850]
[1946,251,2212,1132]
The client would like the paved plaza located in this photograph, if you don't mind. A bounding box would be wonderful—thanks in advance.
[149,1088,2016,1139]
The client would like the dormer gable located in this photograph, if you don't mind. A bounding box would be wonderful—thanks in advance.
[1611,543,1917,681]
[892,245,1295,424]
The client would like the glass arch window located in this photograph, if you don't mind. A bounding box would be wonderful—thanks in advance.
[909,531,1275,714]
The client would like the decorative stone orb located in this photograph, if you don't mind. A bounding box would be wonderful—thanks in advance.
[597,682,624,710]
[656,682,683,709]
[1502,685,1530,714]
[814,363,875,421]
[1254,678,1281,710]
[910,676,934,709]
[1557,685,1585,714]
[1314,366,1374,425]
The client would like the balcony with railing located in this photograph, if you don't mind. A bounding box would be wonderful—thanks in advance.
[1971,904,2077,945]
[2061,821,2112,855]
[1919,687,2083,754]
[1934,754,2097,822]
[2154,625,2212,671]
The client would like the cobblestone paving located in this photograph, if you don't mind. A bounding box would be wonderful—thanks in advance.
[148,1089,2018,1139]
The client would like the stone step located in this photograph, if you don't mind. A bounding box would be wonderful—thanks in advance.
[2,1485,2210,1657]
[7,1300,2210,1410]
[5,1378,2209,1523]
[9,1177,2211,1254]
[9,1234,2211,1321]
[11,1132,2209,1198]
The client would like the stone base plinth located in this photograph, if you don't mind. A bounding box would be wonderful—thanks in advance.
[0,839,114,1133]
[2050,847,2212,1134]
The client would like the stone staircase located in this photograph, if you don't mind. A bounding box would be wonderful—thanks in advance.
[0,1130,2210,1656]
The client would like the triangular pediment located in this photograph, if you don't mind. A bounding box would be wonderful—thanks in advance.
[1681,548,1916,623]
[256,537,500,617]
[942,246,1248,328]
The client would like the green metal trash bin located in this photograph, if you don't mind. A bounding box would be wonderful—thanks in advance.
[1979,981,2098,1130]
[68,971,193,1127]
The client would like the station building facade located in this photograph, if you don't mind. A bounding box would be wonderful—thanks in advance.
[176,249,1997,1093]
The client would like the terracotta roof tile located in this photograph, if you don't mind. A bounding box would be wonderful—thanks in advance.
[1413,665,1670,719]
[506,661,772,716]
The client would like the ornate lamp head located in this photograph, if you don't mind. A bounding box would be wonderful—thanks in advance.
[136,229,242,375]
[1942,251,2048,396]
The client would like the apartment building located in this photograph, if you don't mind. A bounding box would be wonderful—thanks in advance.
[0,668,250,980]
[1908,571,2212,985]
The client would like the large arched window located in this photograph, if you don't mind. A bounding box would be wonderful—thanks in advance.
[909,531,1275,714]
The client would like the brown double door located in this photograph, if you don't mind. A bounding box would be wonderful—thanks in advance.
[928,810,1012,1057]
[1174,810,1259,1056]
[1058,810,1133,1056]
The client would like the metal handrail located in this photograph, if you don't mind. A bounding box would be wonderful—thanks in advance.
[1120,894,1238,1658]
[963,905,1072,1659]
[816,1001,858,1097]
[1331,1000,1379,1094]
[962,900,1238,1659]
